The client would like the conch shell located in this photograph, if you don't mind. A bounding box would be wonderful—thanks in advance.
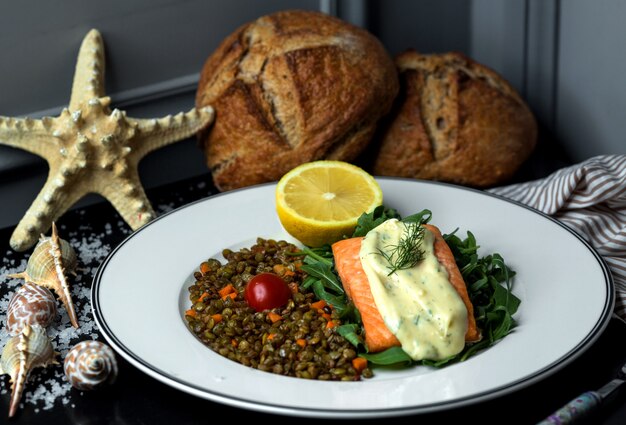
[64,340,117,391]
[8,222,79,328]
[0,324,59,417]
[6,282,58,335]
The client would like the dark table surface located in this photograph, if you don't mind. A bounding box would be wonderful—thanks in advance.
[1,142,626,424]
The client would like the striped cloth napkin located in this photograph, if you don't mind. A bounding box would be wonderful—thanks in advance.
[488,154,626,319]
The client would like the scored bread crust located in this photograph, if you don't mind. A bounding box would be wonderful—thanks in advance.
[196,10,399,191]
[372,51,537,187]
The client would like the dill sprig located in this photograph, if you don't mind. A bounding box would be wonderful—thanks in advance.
[377,221,425,275]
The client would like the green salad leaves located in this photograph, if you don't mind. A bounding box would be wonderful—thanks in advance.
[297,206,520,369]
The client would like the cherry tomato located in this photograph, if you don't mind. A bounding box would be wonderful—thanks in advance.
[244,273,292,312]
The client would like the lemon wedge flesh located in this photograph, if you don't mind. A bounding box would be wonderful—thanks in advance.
[275,161,383,247]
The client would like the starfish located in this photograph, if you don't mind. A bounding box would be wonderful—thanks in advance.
[0,29,214,251]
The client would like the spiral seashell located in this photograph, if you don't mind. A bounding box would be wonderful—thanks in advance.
[8,222,79,328]
[0,324,59,417]
[64,340,118,391]
[6,282,58,335]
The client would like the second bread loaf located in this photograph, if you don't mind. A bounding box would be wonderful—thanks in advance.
[372,51,537,187]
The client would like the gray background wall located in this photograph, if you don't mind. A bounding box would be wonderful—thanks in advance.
[0,0,624,228]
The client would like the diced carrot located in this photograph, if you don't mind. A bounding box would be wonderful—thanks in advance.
[322,313,332,321]
[211,313,223,323]
[326,320,336,329]
[311,300,327,310]
[198,292,210,302]
[185,309,197,318]
[267,333,276,341]
[352,357,368,373]
[267,312,282,323]
[231,339,238,347]
[200,262,211,275]
[273,264,296,277]
[221,292,237,301]
[218,284,236,298]
[296,339,307,348]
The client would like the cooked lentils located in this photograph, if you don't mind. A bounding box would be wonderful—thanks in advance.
[185,238,372,380]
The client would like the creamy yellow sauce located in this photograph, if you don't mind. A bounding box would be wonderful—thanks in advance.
[359,219,468,360]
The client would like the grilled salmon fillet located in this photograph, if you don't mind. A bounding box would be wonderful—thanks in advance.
[332,223,480,353]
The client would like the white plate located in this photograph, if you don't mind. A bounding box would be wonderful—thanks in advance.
[92,178,614,418]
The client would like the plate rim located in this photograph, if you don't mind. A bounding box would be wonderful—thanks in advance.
[91,177,615,418]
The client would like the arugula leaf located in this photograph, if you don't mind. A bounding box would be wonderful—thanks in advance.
[401,209,432,225]
[353,205,401,237]
[300,261,343,294]
[296,246,351,315]
[443,229,519,365]
[338,301,362,322]
[310,280,348,313]
[359,347,413,365]
[336,324,365,350]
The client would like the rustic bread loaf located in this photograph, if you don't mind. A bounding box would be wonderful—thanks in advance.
[372,51,537,187]
[196,10,399,191]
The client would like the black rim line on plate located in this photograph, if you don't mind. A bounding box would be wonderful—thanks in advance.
[90,177,616,415]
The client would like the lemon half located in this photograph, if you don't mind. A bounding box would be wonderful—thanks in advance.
[275,161,383,247]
